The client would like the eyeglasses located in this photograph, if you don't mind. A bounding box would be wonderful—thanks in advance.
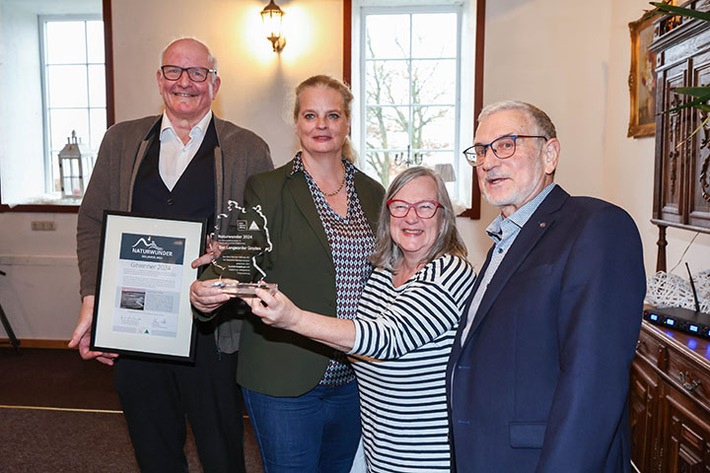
[387,199,443,219]
[463,134,548,166]
[160,65,217,82]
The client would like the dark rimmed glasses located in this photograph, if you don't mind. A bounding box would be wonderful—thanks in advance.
[387,199,443,219]
[463,134,548,166]
[160,65,217,82]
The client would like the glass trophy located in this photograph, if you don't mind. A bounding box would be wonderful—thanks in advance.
[211,200,277,296]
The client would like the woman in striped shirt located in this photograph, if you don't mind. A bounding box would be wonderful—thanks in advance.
[247,166,475,472]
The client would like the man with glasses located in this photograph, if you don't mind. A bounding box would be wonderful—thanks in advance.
[69,37,273,473]
[447,100,645,472]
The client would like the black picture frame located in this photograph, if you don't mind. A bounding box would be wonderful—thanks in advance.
[90,211,205,362]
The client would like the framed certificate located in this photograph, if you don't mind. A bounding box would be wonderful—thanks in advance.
[90,212,206,361]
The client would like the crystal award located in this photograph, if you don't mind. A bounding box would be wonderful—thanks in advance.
[210,200,277,296]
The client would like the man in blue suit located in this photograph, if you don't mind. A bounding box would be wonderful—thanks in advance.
[447,101,646,472]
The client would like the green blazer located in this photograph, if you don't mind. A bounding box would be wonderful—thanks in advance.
[237,159,384,396]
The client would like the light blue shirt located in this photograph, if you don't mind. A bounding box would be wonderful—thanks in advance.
[460,183,556,344]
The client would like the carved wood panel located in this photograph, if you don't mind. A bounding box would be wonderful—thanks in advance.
[690,51,710,228]
[630,360,662,472]
[664,390,710,473]
[631,322,710,472]
[649,2,710,265]
[658,62,689,225]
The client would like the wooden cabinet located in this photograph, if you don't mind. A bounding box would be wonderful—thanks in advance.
[630,321,710,472]
[649,1,710,271]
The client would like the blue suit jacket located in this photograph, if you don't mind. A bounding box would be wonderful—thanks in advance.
[446,186,646,473]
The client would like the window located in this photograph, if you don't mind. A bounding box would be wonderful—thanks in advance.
[0,0,110,209]
[350,1,479,211]
[41,16,106,199]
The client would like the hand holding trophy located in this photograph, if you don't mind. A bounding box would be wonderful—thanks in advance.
[210,200,277,297]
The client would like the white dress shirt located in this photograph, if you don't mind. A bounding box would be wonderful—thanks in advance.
[158,111,212,191]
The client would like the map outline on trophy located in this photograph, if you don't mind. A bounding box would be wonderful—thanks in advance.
[210,200,277,296]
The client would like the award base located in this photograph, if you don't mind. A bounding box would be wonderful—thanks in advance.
[212,280,278,297]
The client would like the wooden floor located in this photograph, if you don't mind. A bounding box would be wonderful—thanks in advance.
[0,347,263,472]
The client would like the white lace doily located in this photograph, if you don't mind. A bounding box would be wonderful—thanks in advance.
[645,270,710,314]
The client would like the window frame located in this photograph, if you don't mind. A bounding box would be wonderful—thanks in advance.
[0,0,114,214]
[343,0,484,219]
[39,13,106,196]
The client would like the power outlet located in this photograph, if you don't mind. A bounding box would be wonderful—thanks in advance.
[31,220,57,231]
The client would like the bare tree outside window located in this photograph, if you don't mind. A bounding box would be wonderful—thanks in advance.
[362,11,457,189]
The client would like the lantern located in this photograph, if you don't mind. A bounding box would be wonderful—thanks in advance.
[58,130,94,198]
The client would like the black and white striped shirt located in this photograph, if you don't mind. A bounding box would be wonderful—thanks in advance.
[349,254,475,472]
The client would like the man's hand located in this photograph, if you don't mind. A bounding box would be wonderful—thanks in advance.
[191,236,220,269]
[191,253,214,269]
[68,295,119,366]
[190,279,233,313]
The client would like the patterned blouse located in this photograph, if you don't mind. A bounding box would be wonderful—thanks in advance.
[292,153,376,385]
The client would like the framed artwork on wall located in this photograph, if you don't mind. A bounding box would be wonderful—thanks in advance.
[628,8,661,138]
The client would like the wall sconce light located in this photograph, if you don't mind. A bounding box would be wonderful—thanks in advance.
[261,0,286,52]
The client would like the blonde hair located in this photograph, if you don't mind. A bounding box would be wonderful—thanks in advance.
[293,75,356,163]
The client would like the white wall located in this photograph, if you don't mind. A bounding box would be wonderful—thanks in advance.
[0,0,347,343]
[0,212,82,342]
[604,0,710,278]
[111,0,343,165]
[462,0,710,278]
[1,0,708,343]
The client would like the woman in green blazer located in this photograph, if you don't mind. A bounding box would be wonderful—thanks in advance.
[191,75,384,473]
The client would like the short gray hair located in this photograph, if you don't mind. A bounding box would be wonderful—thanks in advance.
[478,100,556,139]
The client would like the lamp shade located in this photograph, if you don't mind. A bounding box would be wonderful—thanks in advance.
[434,163,456,182]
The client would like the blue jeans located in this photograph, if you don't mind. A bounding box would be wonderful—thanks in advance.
[243,381,361,473]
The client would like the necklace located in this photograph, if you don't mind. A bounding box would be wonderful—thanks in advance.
[319,162,346,197]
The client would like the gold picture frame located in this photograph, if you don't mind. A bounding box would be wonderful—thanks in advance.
[628,9,662,138]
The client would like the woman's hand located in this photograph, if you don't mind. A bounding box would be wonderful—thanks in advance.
[245,289,301,330]
[190,279,234,313]
[246,289,356,352]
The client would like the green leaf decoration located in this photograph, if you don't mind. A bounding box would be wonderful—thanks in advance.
[664,95,710,113]
[676,91,710,104]
[650,2,710,22]
[664,94,710,114]
[649,3,710,118]
[674,87,710,98]
[677,114,710,147]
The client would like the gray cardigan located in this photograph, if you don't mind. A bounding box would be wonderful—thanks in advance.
[77,114,273,352]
